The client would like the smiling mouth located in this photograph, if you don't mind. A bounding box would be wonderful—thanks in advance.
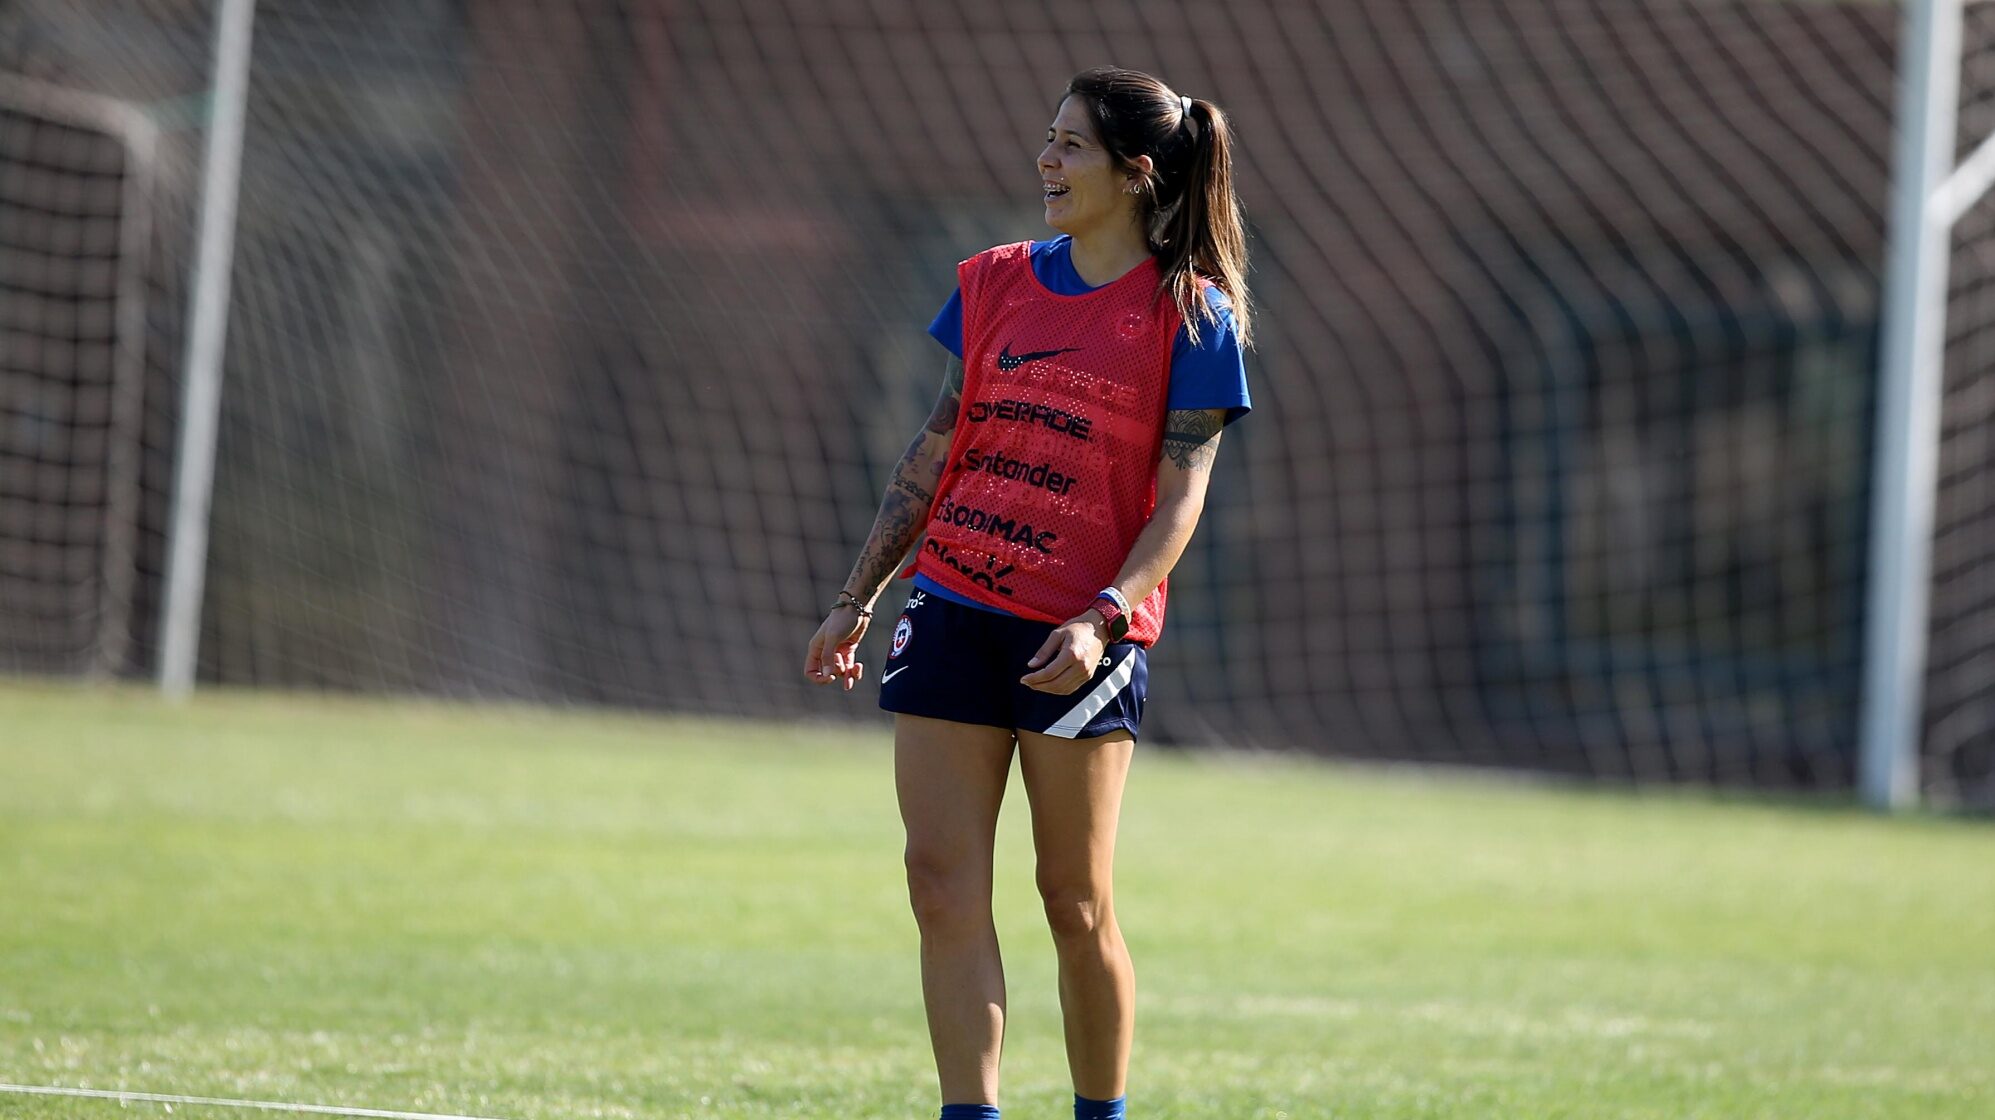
[1043,182,1070,201]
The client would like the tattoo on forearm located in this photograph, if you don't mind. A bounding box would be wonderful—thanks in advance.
[1161,409,1224,473]
[846,431,936,597]
[841,357,963,600]
[890,433,934,502]
[846,493,925,602]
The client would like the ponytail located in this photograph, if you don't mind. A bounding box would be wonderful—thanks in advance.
[1157,98,1252,348]
[1064,68,1254,349]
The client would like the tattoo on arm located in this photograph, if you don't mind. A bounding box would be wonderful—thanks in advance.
[846,432,936,598]
[888,434,934,503]
[1161,409,1225,473]
[924,356,965,435]
[844,356,962,598]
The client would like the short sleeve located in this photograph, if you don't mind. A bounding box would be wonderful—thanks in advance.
[1166,286,1251,425]
[929,288,965,359]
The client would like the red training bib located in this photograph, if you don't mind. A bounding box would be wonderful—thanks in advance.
[911,242,1181,645]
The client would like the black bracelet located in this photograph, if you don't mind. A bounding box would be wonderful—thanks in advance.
[832,590,874,619]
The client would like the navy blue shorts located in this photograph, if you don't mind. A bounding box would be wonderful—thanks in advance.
[877,589,1148,740]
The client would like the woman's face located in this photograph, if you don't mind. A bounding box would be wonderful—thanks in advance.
[1038,95,1138,238]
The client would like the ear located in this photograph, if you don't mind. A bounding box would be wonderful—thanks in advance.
[1124,154,1155,185]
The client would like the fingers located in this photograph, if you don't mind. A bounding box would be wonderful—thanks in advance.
[1024,621,1102,690]
[1022,630,1064,675]
[833,641,864,692]
[1023,669,1087,695]
[1019,658,1066,688]
[806,617,868,688]
[804,632,829,684]
[1021,647,1085,692]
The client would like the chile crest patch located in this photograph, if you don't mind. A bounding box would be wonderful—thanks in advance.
[890,615,913,659]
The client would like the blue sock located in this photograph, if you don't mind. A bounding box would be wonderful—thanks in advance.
[1075,1094,1126,1120]
[939,1105,1000,1120]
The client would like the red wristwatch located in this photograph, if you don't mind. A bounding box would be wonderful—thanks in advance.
[1089,595,1129,642]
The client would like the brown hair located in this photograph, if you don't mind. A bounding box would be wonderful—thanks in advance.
[1064,66,1253,348]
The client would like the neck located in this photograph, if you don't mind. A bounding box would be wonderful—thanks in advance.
[1065,217,1150,288]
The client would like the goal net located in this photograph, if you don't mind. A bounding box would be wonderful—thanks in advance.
[0,0,1989,806]
[1925,1,1995,808]
[0,73,152,680]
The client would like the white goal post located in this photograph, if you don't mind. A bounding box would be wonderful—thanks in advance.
[1862,0,1995,810]
[158,0,258,697]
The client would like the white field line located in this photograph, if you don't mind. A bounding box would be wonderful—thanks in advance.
[0,1082,514,1120]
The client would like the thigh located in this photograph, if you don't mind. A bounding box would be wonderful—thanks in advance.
[1016,728,1135,888]
[895,713,1018,872]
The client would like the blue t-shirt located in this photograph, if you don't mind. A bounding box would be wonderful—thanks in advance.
[914,237,1251,616]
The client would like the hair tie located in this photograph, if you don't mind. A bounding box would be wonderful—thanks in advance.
[1180,95,1193,116]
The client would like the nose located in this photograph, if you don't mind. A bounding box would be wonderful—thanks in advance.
[1037,141,1059,174]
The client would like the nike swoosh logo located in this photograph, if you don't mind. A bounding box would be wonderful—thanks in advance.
[997,344,1081,370]
[882,666,909,683]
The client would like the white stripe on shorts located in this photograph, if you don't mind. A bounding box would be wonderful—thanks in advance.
[1042,649,1136,738]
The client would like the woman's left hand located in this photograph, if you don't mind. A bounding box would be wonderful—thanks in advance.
[1020,616,1107,694]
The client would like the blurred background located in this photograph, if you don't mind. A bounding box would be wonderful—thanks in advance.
[3,0,1993,806]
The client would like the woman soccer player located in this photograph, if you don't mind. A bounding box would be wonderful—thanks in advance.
[803,66,1253,1120]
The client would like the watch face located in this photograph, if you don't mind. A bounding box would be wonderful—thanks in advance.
[1101,607,1129,641]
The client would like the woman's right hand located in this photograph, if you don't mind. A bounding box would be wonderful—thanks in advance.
[804,604,870,691]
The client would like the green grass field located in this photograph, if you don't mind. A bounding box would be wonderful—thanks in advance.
[1,682,1991,1119]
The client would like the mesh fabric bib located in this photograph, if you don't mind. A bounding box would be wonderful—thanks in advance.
[911,242,1180,645]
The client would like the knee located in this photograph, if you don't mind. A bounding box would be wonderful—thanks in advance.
[1038,883,1111,943]
[904,851,989,933]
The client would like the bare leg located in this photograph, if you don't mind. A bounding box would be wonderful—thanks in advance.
[1017,727,1136,1102]
[896,713,1018,1107]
